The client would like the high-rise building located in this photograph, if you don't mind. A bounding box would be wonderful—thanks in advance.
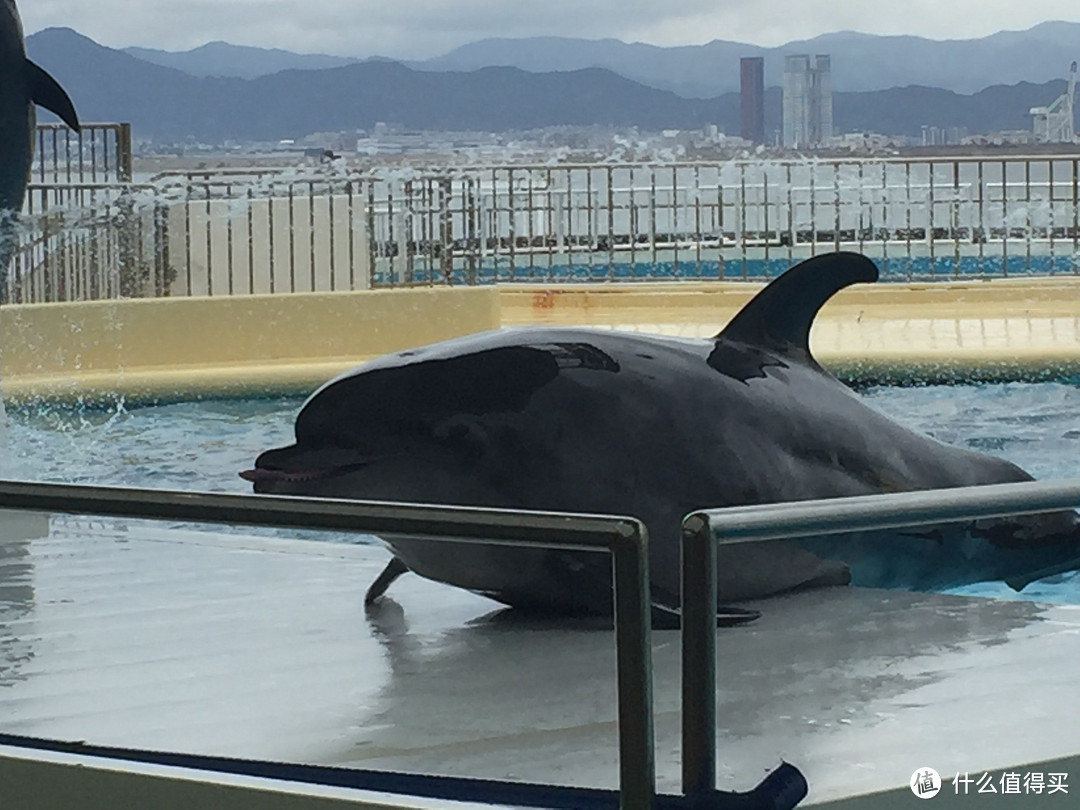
[782,54,833,148]
[739,57,765,143]
[814,55,833,142]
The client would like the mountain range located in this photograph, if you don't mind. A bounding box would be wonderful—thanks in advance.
[24,27,1075,144]
[113,22,1080,97]
[122,41,360,79]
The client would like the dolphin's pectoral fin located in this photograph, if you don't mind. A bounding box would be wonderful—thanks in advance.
[715,605,762,626]
[714,252,878,363]
[650,603,681,629]
[649,602,761,629]
[364,556,410,605]
[26,60,80,132]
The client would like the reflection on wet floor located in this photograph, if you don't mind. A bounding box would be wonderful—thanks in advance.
[0,539,34,688]
[0,513,48,688]
[0,517,1077,803]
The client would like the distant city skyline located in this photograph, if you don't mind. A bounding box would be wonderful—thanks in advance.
[782,54,834,148]
[19,2,1080,61]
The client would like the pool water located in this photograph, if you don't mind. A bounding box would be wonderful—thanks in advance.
[3,382,1080,602]
[862,382,1080,603]
[389,255,1080,286]
[3,397,299,493]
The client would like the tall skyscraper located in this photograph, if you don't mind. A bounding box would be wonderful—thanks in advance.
[814,55,833,142]
[740,57,765,143]
[782,54,833,148]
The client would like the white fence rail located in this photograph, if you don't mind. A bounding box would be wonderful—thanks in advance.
[8,130,1080,302]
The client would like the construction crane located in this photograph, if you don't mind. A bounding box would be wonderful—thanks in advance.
[1031,61,1077,143]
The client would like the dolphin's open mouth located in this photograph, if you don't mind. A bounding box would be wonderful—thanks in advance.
[239,461,372,484]
[239,467,331,483]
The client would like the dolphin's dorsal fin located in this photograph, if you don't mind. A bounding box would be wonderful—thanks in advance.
[26,60,80,132]
[716,252,878,357]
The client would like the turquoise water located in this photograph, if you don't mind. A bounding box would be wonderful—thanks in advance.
[861,382,1080,603]
[4,382,1080,602]
[4,397,299,494]
[384,255,1080,285]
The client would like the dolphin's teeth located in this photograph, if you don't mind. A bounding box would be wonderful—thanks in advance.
[239,463,372,483]
[239,467,281,482]
[239,467,327,483]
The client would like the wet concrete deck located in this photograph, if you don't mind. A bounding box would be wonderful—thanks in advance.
[1,515,1078,805]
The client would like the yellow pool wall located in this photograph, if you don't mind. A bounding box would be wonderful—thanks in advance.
[0,287,499,404]
[1,277,1079,405]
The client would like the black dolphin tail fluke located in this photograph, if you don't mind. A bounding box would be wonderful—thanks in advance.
[1005,553,1080,591]
[716,252,878,359]
[26,59,80,132]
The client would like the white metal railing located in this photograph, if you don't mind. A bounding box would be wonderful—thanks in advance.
[30,123,132,185]
[160,158,1080,288]
[679,477,1080,801]
[11,140,1080,303]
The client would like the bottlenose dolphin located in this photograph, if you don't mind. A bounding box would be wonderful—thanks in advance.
[1,0,80,283]
[242,252,1080,618]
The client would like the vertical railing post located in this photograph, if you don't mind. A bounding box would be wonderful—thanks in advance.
[465,176,477,285]
[784,161,794,271]
[762,164,771,271]
[903,161,913,277]
[116,123,133,183]
[1048,160,1056,272]
[927,161,937,277]
[1024,159,1033,273]
[366,177,377,288]
[507,168,516,280]
[440,176,453,284]
[153,201,169,297]
[976,160,985,275]
[680,513,717,801]
[671,165,679,277]
[611,522,656,810]
[1072,158,1079,272]
[606,165,616,280]
[1001,159,1008,276]
[738,162,748,276]
[115,188,140,297]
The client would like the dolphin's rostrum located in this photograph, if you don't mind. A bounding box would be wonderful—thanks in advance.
[243,252,1080,620]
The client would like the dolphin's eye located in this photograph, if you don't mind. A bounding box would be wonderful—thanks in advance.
[444,423,470,440]
[433,419,487,459]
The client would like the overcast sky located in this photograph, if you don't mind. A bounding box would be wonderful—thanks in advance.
[20,0,1080,59]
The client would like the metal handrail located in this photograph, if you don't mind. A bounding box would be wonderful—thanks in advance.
[8,476,1080,805]
[0,479,655,810]
[679,477,1080,800]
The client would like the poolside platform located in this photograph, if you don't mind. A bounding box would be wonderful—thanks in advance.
[1,515,1078,806]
